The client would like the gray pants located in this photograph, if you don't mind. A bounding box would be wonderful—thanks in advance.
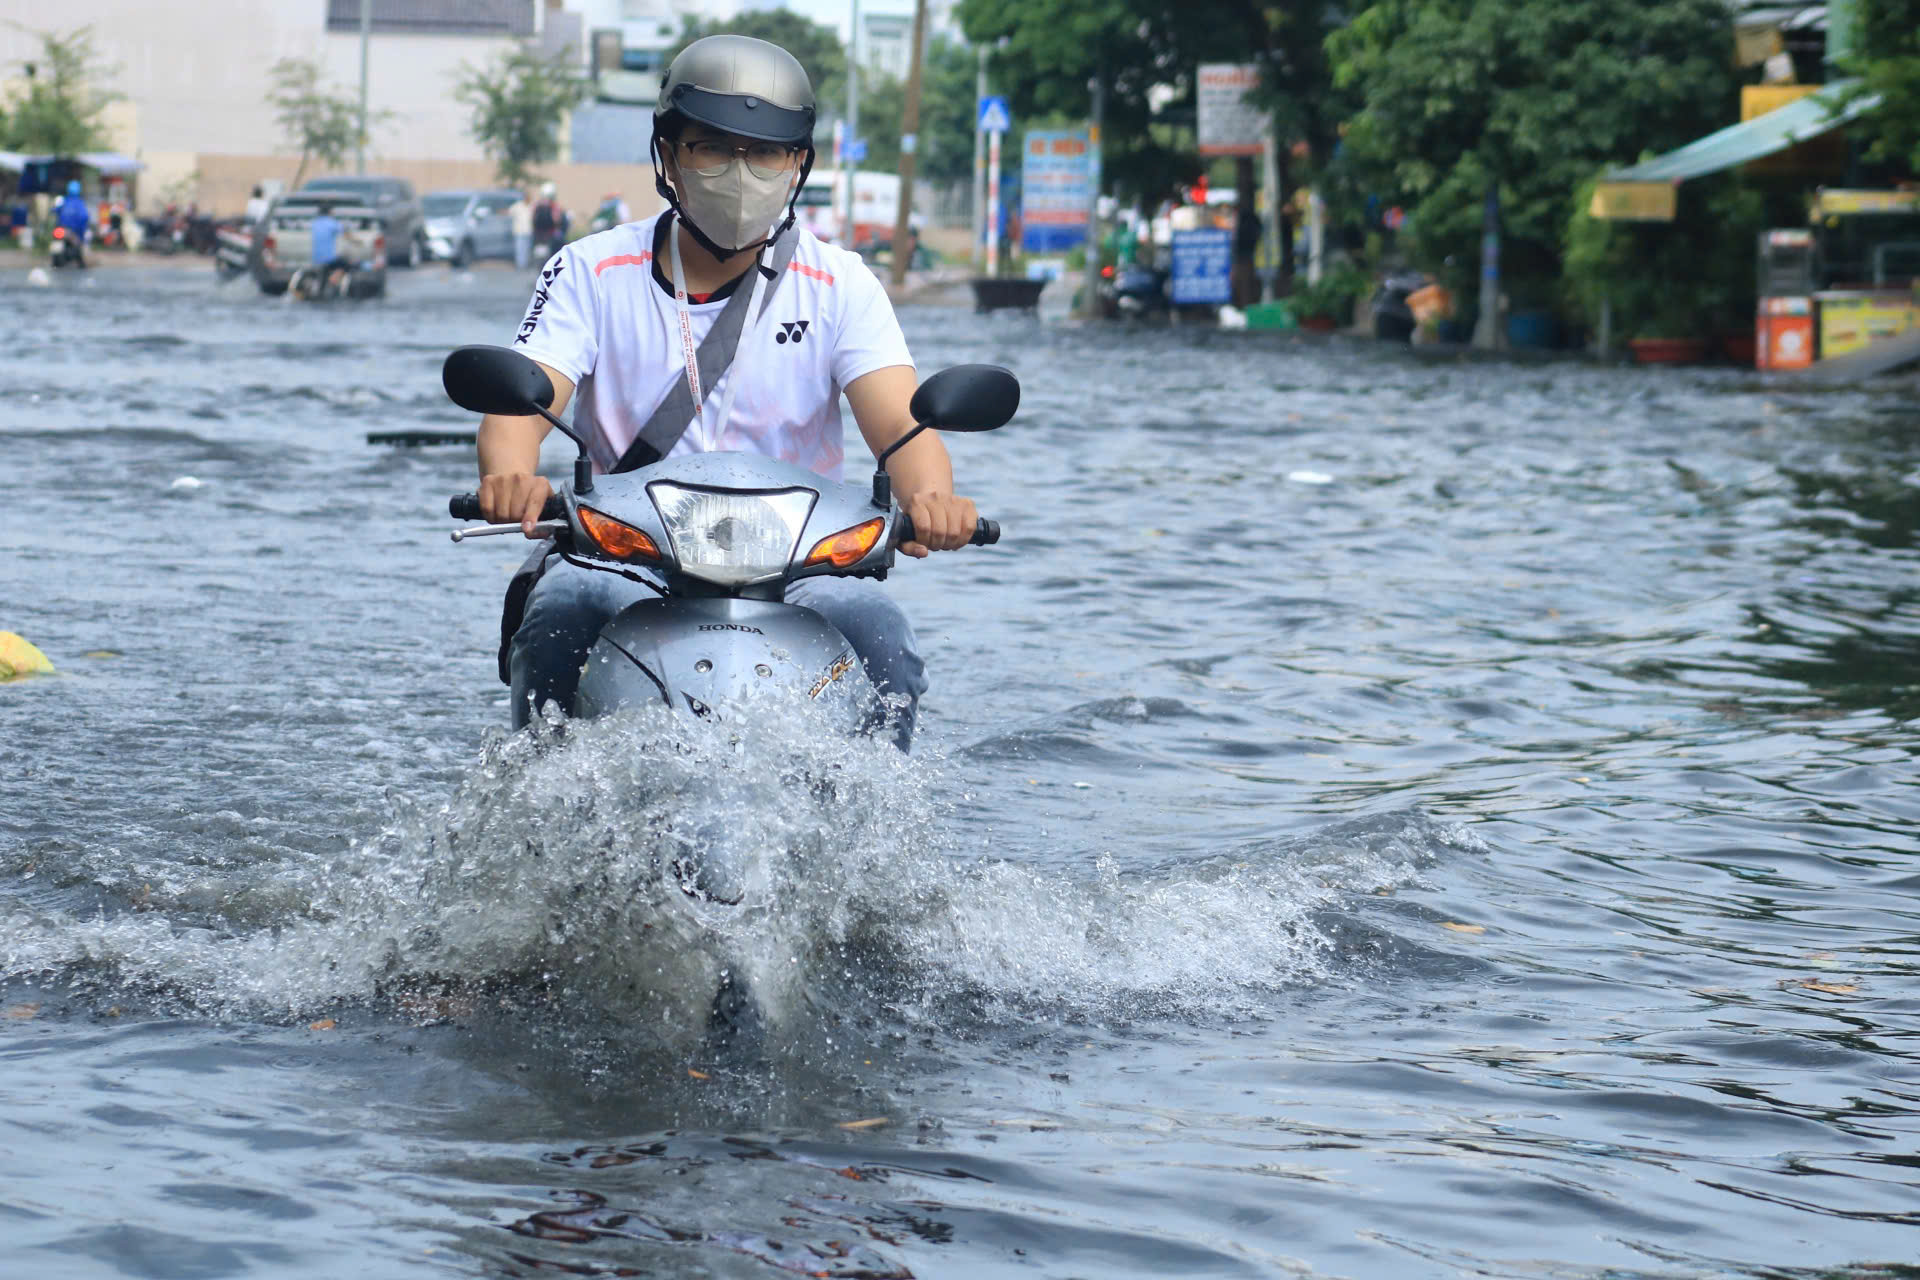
[509,557,928,749]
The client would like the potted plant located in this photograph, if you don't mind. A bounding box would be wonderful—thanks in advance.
[1627,300,1708,364]
[1290,265,1370,331]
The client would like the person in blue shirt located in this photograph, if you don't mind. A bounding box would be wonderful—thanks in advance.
[305,202,351,295]
[52,179,90,265]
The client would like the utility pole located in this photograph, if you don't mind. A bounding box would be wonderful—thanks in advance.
[843,0,860,248]
[356,0,371,174]
[1079,60,1104,319]
[1262,123,1281,299]
[889,0,929,288]
[971,44,986,271]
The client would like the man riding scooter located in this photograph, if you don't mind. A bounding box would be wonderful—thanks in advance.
[50,179,90,268]
[474,34,983,749]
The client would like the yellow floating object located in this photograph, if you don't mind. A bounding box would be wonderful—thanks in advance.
[0,632,54,680]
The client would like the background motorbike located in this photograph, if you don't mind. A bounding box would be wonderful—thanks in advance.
[48,227,85,269]
[289,263,348,301]
[1370,269,1430,343]
[1098,262,1170,318]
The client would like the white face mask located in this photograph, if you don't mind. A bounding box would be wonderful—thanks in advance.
[672,155,796,255]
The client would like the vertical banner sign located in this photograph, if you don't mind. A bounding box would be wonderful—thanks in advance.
[1170,227,1233,304]
[1020,129,1092,253]
[1196,63,1265,157]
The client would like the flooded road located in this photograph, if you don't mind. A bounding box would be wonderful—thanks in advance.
[3,262,1918,1278]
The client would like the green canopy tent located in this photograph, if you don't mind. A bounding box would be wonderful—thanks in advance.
[1590,80,1880,221]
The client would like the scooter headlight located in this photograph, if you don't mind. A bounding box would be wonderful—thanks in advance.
[648,483,814,586]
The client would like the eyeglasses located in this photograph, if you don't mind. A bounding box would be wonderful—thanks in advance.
[677,138,802,180]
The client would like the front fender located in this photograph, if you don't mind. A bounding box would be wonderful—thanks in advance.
[574,596,875,725]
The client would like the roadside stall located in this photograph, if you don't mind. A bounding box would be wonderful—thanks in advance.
[0,151,145,249]
[1588,79,1893,369]
[1807,188,1919,359]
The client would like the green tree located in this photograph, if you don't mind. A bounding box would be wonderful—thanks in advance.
[849,39,981,185]
[456,45,590,187]
[1841,0,1920,174]
[858,72,908,174]
[266,58,373,189]
[2,24,119,154]
[957,0,1184,203]
[1327,0,1738,299]
[1564,172,1767,340]
[914,36,986,186]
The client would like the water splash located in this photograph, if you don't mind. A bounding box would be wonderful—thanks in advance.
[3,693,1461,1039]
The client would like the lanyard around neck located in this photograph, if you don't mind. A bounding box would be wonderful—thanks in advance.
[669,215,770,451]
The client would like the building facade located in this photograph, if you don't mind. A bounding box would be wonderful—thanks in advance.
[0,0,670,212]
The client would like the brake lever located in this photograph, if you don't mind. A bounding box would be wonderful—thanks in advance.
[450,521,566,543]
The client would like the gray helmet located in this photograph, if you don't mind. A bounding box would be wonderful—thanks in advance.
[656,35,815,145]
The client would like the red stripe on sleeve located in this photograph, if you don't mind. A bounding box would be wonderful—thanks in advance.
[593,251,654,277]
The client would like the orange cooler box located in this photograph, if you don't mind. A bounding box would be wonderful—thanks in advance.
[1757,296,1814,370]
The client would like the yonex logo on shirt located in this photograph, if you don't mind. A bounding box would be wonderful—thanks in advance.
[776,320,810,344]
[516,259,566,345]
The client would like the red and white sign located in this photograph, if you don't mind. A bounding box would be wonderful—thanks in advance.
[1197,64,1265,157]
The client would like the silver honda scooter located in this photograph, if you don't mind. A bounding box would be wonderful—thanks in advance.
[441,346,1016,1048]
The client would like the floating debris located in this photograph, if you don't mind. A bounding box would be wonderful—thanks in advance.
[0,633,53,680]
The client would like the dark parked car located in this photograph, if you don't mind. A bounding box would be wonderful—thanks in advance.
[422,188,521,266]
[297,176,426,268]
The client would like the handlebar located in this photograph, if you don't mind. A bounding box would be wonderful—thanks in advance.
[448,494,998,550]
[449,493,563,522]
[895,514,1000,547]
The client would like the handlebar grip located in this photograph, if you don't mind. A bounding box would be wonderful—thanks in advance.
[449,493,564,521]
[894,515,999,547]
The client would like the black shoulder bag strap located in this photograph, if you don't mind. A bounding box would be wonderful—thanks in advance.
[610,221,801,474]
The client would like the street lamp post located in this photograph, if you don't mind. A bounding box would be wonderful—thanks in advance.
[1080,62,1104,320]
[843,0,860,248]
[356,0,371,174]
[972,45,986,271]
[889,0,929,289]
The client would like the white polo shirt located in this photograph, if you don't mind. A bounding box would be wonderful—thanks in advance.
[512,213,914,481]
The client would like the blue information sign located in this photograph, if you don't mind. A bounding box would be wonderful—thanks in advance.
[1020,129,1092,254]
[840,137,867,163]
[1170,228,1233,305]
[977,96,1011,133]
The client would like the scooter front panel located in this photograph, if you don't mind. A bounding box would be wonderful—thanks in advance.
[574,596,875,728]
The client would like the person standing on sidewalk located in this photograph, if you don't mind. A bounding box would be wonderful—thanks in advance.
[508,190,533,269]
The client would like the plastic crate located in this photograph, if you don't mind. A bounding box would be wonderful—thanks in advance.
[1243,301,1297,330]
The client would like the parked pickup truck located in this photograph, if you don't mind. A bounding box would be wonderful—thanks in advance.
[251,195,387,298]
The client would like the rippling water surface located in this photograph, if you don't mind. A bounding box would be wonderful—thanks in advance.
[3,264,1918,1279]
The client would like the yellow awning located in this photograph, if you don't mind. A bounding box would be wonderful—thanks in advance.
[1588,182,1677,222]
